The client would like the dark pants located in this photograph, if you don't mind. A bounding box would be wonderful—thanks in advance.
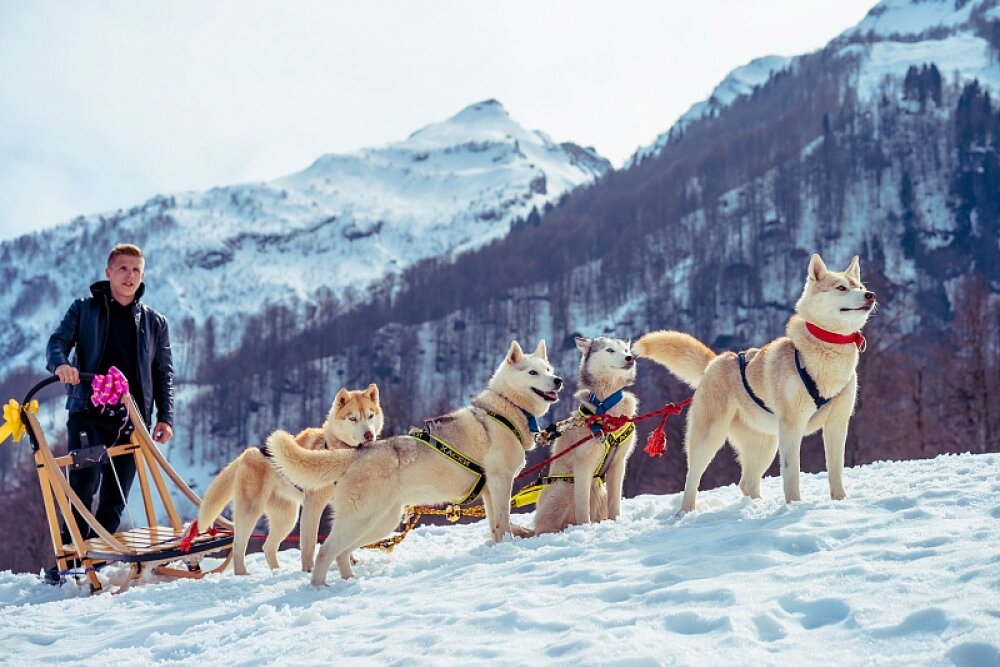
[60,407,136,544]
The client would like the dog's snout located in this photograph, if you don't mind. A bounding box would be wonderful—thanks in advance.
[864,291,876,301]
[553,377,563,389]
[625,355,635,365]
[364,430,374,442]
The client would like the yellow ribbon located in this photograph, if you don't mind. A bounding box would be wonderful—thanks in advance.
[0,398,39,445]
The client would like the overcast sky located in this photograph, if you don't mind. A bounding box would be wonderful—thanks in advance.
[0,1,876,241]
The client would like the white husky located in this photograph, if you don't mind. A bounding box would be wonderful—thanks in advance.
[635,254,877,512]
[267,340,563,585]
[197,385,383,575]
[532,336,638,534]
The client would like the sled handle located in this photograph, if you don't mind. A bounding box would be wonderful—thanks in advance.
[22,372,97,405]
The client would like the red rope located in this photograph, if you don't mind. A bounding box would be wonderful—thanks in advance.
[179,523,323,548]
[516,431,596,480]
[641,398,693,457]
[516,398,692,480]
[177,520,200,552]
[178,519,221,552]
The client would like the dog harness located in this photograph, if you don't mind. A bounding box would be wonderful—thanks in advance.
[794,349,830,410]
[739,331,864,415]
[410,410,525,506]
[738,351,774,414]
[512,394,636,506]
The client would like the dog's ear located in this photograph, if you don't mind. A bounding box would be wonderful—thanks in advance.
[335,388,350,408]
[575,336,592,353]
[845,255,861,281]
[507,340,524,364]
[808,254,828,282]
[365,383,379,403]
[533,339,548,360]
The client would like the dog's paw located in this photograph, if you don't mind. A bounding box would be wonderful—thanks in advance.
[508,523,534,539]
[831,489,847,501]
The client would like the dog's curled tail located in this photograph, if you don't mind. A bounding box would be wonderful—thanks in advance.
[634,330,716,388]
[198,456,240,529]
[266,429,354,489]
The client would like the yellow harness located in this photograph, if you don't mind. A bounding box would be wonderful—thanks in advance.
[511,406,635,508]
[410,410,524,506]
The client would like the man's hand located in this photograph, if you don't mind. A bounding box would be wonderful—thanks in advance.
[152,422,173,444]
[54,364,80,384]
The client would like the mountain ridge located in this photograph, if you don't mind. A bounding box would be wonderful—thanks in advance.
[0,99,610,378]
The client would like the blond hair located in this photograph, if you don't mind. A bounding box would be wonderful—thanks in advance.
[107,243,144,267]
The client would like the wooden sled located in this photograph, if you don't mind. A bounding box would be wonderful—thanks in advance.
[20,374,234,594]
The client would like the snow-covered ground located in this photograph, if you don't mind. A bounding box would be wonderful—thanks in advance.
[2,453,998,665]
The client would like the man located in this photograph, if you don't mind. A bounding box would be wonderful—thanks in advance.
[43,243,174,584]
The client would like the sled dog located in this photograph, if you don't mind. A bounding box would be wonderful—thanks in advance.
[635,254,876,512]
[197,384,383,575]
[533,336,638,535]
[268,340,563,585]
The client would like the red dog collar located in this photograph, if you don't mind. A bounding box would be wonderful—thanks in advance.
[806,321,866,352]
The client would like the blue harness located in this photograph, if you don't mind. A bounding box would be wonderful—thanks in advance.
[520,408,540,434]
[586,390,624,434]
[738,348,831,414]
[536,389,635,488]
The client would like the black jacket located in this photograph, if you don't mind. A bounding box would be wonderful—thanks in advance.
[46,281,174,426]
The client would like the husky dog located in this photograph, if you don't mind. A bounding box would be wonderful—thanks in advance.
[532,336,638,535]
[197,385,383,575]
[268,340,563,585]
[635,254,876,512]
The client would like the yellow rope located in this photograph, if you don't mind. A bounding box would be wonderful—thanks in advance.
[360,503,487,552]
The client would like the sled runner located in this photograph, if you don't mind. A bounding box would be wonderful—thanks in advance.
[12,374,234,594]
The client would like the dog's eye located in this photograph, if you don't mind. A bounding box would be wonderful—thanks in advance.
[349,416,358,422]
[528,370,538,376]
[837,285,847,292]
[368,412,374,419]
[606,348,614,353]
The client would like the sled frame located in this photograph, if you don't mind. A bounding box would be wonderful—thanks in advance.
[22,376,234,594]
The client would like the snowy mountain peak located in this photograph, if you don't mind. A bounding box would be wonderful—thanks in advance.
[844,0,995,40]
[628,0,1000,167]
[399,98,572,158]
[444,98,510,124]
[0,100,611,376]
[627,55,793,167]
